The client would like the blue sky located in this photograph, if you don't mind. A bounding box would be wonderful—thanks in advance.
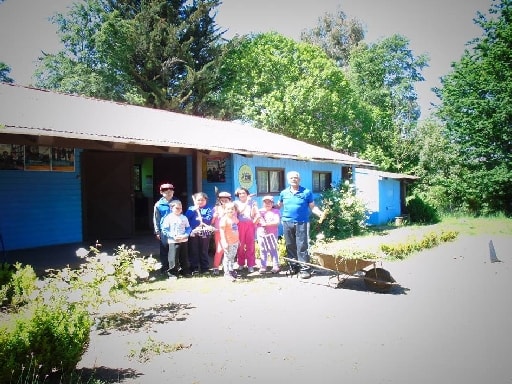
[0,0,493,118]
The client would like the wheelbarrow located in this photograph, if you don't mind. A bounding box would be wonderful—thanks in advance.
[284,252,397,293]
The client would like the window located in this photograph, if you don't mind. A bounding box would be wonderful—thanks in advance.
[342,166,352,182]
[256,168,285,195]
[312,171,332,192]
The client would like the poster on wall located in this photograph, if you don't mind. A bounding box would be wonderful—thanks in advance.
[0,144,24,170]
[238,164,253,189]
[51,147,75,171]
[206,158,226,182]
[24,145,51,171]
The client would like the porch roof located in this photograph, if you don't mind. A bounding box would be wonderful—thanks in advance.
[355,167,419,181]
[0,83,373,166]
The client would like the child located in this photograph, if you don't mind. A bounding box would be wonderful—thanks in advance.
[219,201,240,281]
[256,195,281,274]
[160,200,192,279]
[234,187,260,272]
[185,192,214,275]
[211,191,232,275]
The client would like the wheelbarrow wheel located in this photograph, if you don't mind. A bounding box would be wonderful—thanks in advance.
[363,268,395,293]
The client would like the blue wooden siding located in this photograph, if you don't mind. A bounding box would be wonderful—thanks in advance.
[354,168,402,225]
[229,154,342,207]
[0,150,83,251]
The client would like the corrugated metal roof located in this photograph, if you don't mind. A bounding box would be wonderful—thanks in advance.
[0,83,373,166]
[355,167,419,180]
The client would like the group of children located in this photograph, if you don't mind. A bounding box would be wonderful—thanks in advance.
[153,183,281,281]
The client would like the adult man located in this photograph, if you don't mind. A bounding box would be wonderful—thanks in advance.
[278,171,323,279]
[153,183,179,274]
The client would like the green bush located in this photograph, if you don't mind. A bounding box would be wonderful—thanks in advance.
[0,243,160,383]
[311,181,368,240]
[0,262,37,309]
[406,195,440,224]
[0,301,91,382]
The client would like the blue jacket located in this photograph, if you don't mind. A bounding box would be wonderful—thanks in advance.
[153,197,178,235]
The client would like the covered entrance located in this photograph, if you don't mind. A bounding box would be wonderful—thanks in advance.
[81,151,189,241]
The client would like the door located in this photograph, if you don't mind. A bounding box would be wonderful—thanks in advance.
[81,151,133,240]
[153,156,188,207]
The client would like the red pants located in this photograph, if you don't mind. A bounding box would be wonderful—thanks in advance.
[236,220,256,268]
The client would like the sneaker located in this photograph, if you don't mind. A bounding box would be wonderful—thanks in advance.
[299,270,311,279]
[212,269,220,276]
[248,267,254,273]
[288,265,301,275]
[259,267,266,274]
[271,267,280,274]
[167,273,178,280]
[229,270,239,280]
[191,270,200,276]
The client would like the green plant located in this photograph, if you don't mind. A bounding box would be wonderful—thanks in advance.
[406,195,440,224]
[0,262,36,309]
[0,300,92,382]
[0,243,161,383]
[311,180,368,240]
[380,230,459,260]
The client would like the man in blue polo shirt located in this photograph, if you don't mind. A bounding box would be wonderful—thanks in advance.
[278,171,324,279]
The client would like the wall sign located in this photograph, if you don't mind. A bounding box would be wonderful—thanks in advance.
[0,144,75,172]
[238,164,253,189]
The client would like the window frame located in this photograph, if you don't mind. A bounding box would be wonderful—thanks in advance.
[255,167,285,195]
[312,171,332,193]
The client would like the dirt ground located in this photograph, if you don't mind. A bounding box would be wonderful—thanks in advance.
[76,230,512,384]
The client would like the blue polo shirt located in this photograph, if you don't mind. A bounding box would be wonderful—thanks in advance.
[279,186,314,223]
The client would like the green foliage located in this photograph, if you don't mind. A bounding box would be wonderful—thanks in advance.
[406,195,440,224]
[311,180,368,240]
[380,230,459,260]
[0,243,160,383]
[209,32,374,153]
[300,7,365,67]
[35,0,223,114]
[0,263,37,309]
[0,301,92,382]
[436,0,512,215]
[347,34,428,172]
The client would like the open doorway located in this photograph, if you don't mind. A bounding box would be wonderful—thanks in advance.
[153,156,189,209]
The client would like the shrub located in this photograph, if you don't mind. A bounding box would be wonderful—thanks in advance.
[0,263,37,309]
[0,300,91,382]
[406,195,440,224]
[0,243,161,383]
[311,181,368,240]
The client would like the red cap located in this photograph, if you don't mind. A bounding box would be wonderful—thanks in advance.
[159,183,174,191]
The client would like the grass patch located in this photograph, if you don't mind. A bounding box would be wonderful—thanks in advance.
[436,215,512,236]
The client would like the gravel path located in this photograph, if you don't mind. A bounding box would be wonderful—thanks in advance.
[77,231,512,383]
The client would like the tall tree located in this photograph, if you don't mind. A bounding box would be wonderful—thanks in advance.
[347,34,428,172]
[35,0,224,115]
[436,0,512,214]
[209,32,374,152]
[300,7,365,67]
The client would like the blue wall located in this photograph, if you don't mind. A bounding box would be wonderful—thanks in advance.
[354,168,402,225]
[0,150,83,251]
[230,154,342,206]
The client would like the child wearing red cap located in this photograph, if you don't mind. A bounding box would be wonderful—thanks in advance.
[153,183,179,274]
